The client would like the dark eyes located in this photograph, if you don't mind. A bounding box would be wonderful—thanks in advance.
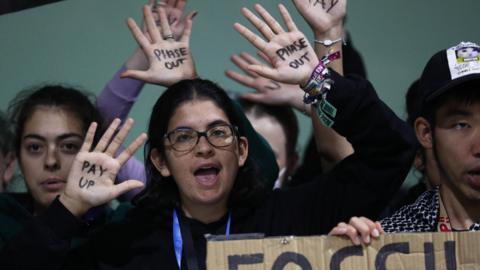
[60,142,81,154]
[26,143,42,154]
[23,141,81,155]
[453,122,470,130]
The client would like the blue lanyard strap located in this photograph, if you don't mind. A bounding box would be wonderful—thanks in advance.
[172,209,231,269]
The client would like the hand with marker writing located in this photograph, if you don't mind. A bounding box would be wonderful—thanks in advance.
[122,5,196,86]
[329,216,384,246]
[59,119,147,217]
[291,0,346,37]
[226,51,310,115]
[235,4,319,87]
[126,0,196,72]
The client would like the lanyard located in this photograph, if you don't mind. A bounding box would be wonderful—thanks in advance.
[437,195,452,232]
[173,209,231,269]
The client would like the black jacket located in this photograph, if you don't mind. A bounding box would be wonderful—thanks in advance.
[0,72,416,270]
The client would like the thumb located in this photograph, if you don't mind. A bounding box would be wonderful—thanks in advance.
[240,93,266,103]
[121,70,149,81]
[111,180,145,198]
[185,11,198,21]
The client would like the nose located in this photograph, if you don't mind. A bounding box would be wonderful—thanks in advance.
[194,134,214,157]
[44,145,60,171]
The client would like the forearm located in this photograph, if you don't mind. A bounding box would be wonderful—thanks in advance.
[311,111,353,170]
[96,63,145,124]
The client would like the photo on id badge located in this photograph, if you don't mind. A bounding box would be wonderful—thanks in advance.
[456,45,480,63]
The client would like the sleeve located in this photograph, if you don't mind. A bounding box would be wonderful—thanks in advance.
[264,71,417,236]
[96,65,144,124]
[97,66,147,201]
[0,198,84,270]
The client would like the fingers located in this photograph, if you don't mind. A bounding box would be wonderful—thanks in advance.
[117,133,148,166]
[111,180,145,198]
[176,0,186,11]
[144,5,162,43]
[241,7,275,41]
[278,4,298,32]
[257,50,272,65]
[105,118,134,157]
[158,7,173,40]
[94,118,121,152]
[254,4,285,35]
[127,18,152,50]
[231,54,258,77]
[240,51,263,66]
[349,217,377,244]
[185,10,197,21]
[376,221,385,234]
[166,0,176,7]
[120,69,149,81]
[329,217,382,246]
[80,122,98,152]
[179,15,193,43]
[247,64,279,81]
[241,93,267,103]
[225,70,255,88]
[234,23,268,52]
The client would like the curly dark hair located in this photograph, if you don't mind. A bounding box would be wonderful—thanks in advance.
[134,79,265,213]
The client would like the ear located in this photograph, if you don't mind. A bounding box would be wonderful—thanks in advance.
[237,136,249,167]
[414,117,433,149]
[2,152,16,184]
[150,149,171,177]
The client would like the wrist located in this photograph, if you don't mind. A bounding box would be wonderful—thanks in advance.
[59,192,88,218]
[314,25,344,41]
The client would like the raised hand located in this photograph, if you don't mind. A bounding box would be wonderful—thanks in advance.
[226,51,307,113]
[153,0,197,40]
[122,5,196,86]
[59,119,147,217]
[234,4,319,86]
[125,0,196,72]
[292,0,346,36]
[329,216,384,245]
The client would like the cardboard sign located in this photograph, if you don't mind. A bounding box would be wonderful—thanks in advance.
[206,231,480,270]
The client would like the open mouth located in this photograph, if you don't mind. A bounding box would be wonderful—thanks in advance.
[194,166,220,187]
[466,170,480,189]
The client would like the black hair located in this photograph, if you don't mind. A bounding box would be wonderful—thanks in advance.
[421,79,480,128]
[405,79,422,127]
[239,99,298,160]
[7,84,105,156]
[135,79,265,212]
[0,111,14,156]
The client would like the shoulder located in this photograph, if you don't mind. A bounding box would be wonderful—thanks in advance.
[381,189,438,233]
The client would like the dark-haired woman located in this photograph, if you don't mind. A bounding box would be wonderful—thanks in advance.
[1,5,415,270]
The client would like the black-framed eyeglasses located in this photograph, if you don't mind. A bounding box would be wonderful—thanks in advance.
[164,124,238,152]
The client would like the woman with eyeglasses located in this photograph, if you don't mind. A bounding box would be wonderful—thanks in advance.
[1,4,415,270]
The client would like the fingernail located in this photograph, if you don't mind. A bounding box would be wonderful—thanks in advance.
[372,229,380,238]
[353,236,361,246]
[364,235,370,244]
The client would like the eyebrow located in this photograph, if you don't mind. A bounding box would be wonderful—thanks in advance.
[443,108,473,118]
[22,133,84,141]
[174,120,230,131]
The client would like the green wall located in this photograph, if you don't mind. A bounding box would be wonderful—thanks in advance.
[1,0,479,162]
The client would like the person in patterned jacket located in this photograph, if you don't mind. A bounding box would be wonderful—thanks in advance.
[329,41,480,245]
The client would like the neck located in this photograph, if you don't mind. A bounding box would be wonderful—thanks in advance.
[439,185,480,230]
[180,200,228,224]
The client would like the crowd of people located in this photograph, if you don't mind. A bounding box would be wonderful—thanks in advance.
[0,0,479,269]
